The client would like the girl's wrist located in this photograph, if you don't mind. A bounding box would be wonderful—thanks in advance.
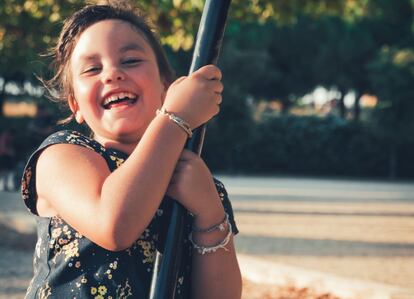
[156,108,193,138]
[192,206,225,232]
[190,220,232,254]
[154,110,190,140]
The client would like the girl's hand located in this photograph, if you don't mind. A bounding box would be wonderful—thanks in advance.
[162,65,223,129]
[165,150,225,228]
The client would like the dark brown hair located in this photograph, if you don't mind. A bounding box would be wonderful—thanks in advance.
[43,0,175,124]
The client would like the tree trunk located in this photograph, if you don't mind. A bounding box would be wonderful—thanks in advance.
[354,92,361,121]
[339,90,346,119]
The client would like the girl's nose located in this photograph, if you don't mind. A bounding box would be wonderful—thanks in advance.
[103,67,125,83]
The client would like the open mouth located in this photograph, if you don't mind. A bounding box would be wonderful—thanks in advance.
[102,92,138,110]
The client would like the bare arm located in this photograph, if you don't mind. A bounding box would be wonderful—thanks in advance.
[191,234,242,299]
[166,151,242,298]
[37,115,187,251]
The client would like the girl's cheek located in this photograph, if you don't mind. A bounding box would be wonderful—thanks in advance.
[74,79,97,102]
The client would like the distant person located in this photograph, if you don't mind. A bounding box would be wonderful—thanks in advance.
[0,128,16,191]
[20,1,241,299]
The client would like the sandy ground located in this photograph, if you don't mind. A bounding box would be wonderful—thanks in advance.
[1,176,414,298]
[234,202,414,288]
[222,176,414,298]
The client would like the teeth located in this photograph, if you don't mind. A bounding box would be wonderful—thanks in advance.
[102,92,137,106]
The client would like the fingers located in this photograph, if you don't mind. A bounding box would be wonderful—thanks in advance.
[194,66,223,107]
[171,76,187,86]
[163,64,223,128]
[193,65,222,81]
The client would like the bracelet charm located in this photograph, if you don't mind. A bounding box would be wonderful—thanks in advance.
[189,222,233,255]
[192,213,229,233]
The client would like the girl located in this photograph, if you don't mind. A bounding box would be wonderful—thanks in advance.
[21,1,242,298]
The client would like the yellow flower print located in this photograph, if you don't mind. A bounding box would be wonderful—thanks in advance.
[98,285,107,295]
[110,155,125,168]
[94,295,104,299]
[137,240,151,250]
[62,239,80,261]
[91,287,97,295]
[137,240,155,263]
[51,227,62,238]
[58,238,68,245]
[143,249,151,258]
[110,261,118,269]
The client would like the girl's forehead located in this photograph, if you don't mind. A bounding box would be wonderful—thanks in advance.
[73,19,152,56]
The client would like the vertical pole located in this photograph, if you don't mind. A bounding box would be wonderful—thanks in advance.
[149,1,232,298]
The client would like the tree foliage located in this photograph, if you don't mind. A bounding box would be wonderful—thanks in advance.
[1,0,414,177]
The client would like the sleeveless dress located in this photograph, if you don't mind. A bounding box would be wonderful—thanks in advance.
[21,130,238,299]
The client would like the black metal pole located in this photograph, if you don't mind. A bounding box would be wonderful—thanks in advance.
[149,1,232,298]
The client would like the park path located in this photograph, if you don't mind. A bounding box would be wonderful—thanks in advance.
[1,176,414,298]
[218,176,414,296]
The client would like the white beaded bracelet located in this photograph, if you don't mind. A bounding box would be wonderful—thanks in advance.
[189,221,233,255]
[192,213,229,233]
[156,108,193,138]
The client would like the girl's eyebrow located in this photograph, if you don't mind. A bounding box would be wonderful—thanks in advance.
[78,54,99,62]
[119,43,146,53]
[76,43,146,63]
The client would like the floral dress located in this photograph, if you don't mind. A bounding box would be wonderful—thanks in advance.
[21,130,238,299]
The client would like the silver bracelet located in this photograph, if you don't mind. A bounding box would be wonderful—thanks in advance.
[156,108,192,138]
[189,222,233,255]
[192,213,229,233]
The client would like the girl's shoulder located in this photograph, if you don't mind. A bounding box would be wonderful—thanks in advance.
[21,130,127,215]
[33,130,128,169]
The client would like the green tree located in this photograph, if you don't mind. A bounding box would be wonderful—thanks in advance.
[368,46,414,178]
[0,0,85,115]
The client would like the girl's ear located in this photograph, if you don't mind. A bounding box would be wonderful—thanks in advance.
[68,95,84,124]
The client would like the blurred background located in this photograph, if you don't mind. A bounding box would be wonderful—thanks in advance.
[1,1,414,298]
[0,0,414,183]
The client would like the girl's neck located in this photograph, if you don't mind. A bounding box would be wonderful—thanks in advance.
[94,135,139,155]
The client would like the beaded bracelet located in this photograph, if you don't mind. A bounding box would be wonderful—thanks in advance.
[189,221,233,255]
[156,108,192,138]
[192,213,229,233]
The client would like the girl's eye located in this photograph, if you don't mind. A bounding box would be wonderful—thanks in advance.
[82,66,101,74]
[122,58,142,65]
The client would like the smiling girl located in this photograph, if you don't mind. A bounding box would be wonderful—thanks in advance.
[21,1,241,298]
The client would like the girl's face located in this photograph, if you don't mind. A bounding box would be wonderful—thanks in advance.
[69,19,167,148]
